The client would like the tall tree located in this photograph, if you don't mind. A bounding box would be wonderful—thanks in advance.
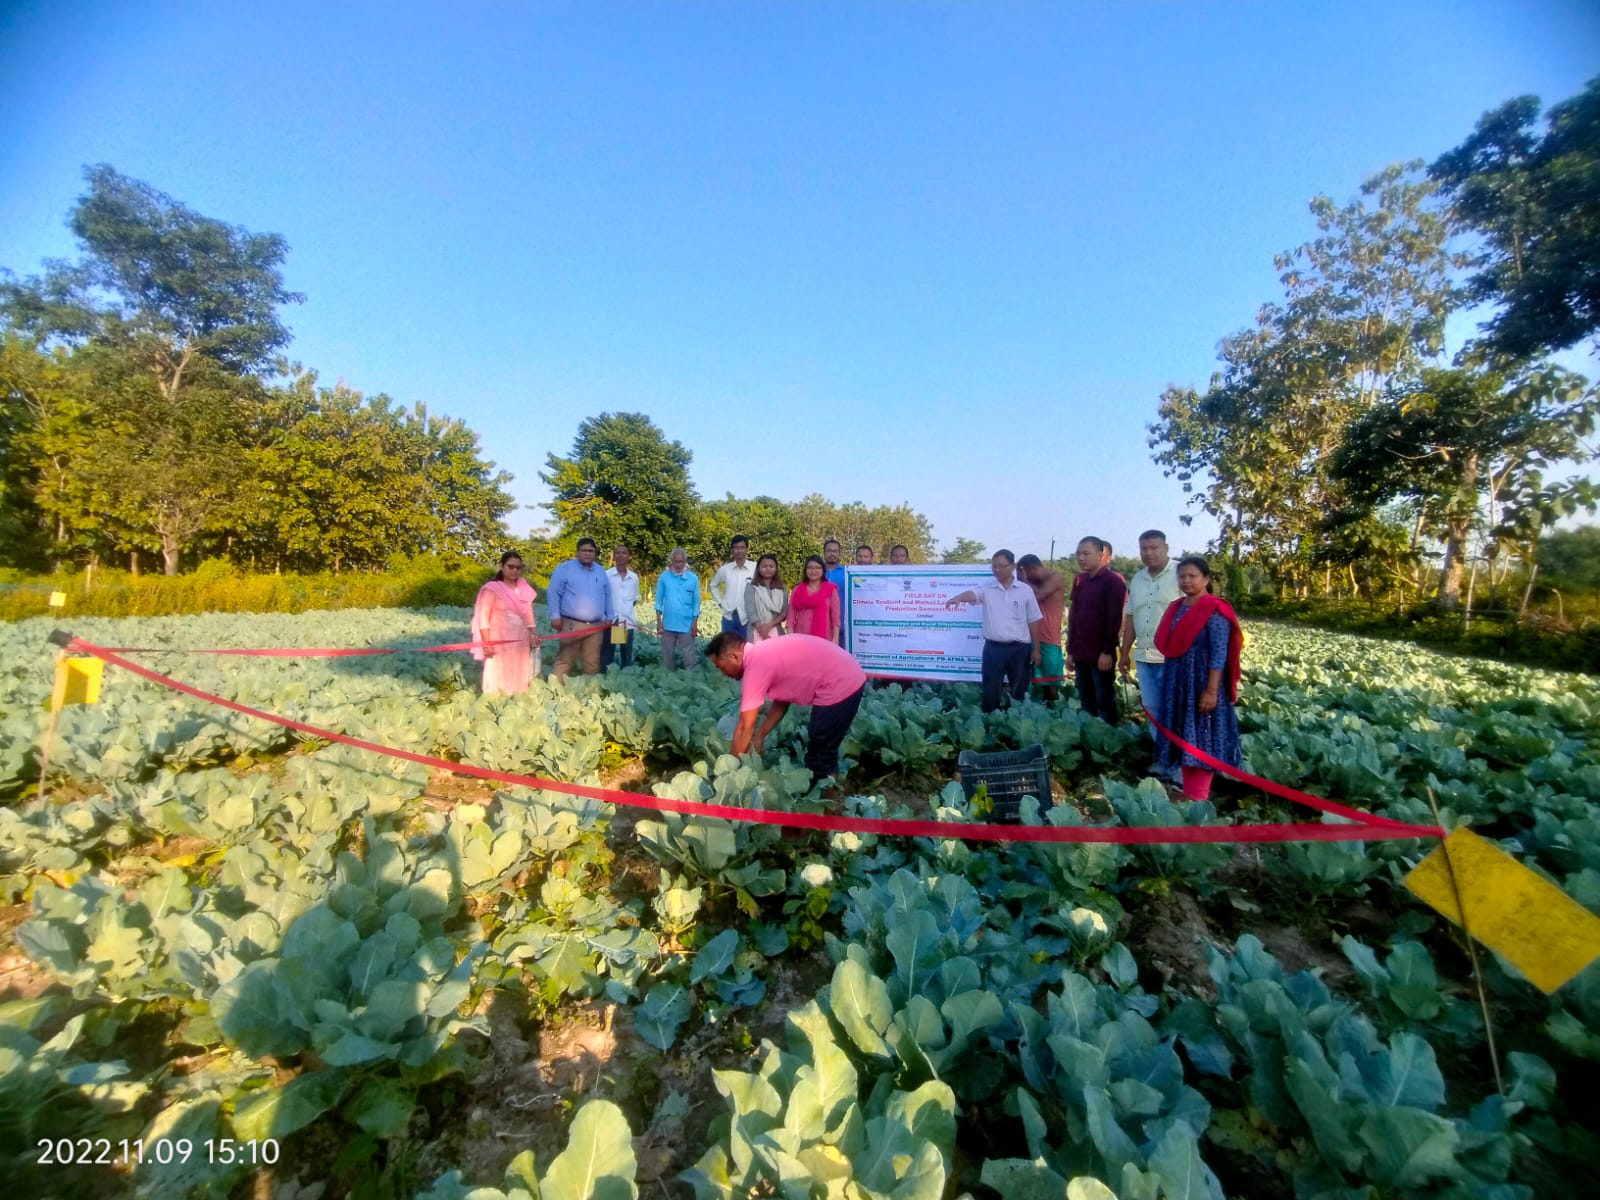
[539,413,698,572]
[1431,79,1600,362]
[1150,163,1459,593]
[1330,365,1599,609]
[0,165,302,572]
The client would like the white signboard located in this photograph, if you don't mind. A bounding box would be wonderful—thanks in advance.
[842,565,994,682]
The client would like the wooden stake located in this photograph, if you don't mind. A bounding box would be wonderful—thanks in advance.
[37,648,65,805]
[1425,788,1505,1096]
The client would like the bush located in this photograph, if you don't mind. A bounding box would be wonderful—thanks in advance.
[1232,595,1600,674]
[0,565,488,622]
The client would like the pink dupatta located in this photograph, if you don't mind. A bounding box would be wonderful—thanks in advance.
[471,578,536,662]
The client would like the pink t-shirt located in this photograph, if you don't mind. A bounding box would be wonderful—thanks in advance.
[740,635,866,712]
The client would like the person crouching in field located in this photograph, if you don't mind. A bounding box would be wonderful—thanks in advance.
[1153,555,1245,801]
[472,552,540,695]
[707,631,867,788]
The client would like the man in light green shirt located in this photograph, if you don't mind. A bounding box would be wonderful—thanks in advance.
[1119,529,1181,775]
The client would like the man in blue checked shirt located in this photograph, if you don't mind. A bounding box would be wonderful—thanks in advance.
[547,537,615,679]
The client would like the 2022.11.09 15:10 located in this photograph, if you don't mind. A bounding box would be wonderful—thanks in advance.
[34,1137,281,1166]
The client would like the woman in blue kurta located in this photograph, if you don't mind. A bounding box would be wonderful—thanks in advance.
[1153,556,1244,801]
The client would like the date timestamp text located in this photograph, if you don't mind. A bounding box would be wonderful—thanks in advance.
[38,1138,281,1167]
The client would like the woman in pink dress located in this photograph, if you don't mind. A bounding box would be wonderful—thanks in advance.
[472,552,540,694]
[788,555,841,643]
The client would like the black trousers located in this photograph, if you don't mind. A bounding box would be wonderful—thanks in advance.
[981,640,1032,713]
[1074,659,1120,724]
[806,684,865,783]
[599,629,634,669]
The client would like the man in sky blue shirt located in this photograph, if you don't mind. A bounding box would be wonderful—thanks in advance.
[547,537,615,679]
[823,540,846,593]
[654,547,701,670]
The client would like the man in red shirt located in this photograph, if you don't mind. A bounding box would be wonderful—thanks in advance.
[707,631,868,786]
[1066,536,1127,724]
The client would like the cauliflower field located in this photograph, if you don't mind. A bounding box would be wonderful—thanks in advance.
[2,608,1597,1200]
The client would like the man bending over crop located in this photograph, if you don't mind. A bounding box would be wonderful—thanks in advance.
[707,631,867,788]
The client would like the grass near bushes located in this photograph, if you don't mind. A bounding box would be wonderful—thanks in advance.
[0,559,485,622]
[1235,595,1600,674]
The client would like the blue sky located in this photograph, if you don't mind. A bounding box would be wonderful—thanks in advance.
[2,1,1597,560]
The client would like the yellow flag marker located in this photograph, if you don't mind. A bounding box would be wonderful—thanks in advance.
[49,591,67,607]
[1406,827,1600,994]
[50,656,104,710]
[610,624,628,645]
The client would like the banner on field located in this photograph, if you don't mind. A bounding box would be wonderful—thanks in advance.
[842,565,994,682]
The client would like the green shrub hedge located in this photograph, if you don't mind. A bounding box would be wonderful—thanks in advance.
[1235,596,1600,674]
[0,560,485,622]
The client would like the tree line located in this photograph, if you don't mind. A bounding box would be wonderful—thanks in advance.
[528,410,959,582]
[1150,79,1600,616]
[0,169,963,582]
[0,167,518,575]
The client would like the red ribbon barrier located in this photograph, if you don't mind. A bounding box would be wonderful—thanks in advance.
[93,624,612,657]
[65,637,1440,845]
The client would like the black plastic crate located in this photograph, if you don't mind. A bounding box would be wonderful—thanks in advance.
[957,743,1052,823]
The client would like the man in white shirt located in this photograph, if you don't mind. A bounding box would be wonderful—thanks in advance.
[945,549,1045,713]
[601,544,642,670]
[1119,529,1182,774]
[709,535,758,640]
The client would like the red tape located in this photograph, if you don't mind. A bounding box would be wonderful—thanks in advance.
[94,624,612,657]
[67,638,1442,845]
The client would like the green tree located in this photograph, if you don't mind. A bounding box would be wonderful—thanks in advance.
[1150,163,1459,594]
[1431,79,1600,361]
[0,334,96,568]
[690,495,812,582]
[939,537,987,564]
[1,165,302,573]
[540,413,698,573]
[1540,525,1600,594]
[787,494,936,560]
[1331,365,1599,609]
[229,372,514,572]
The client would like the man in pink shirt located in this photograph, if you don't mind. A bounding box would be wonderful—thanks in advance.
[706,631,867,786]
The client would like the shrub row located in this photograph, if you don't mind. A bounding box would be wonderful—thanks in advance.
[1235,596,1600,674]
[0,561,484,622]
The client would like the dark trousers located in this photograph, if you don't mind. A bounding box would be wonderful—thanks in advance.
[599,629,634,670]
[806,685,865,783]
[1074,659,1120,724]
[981,640,1032,713]
[721,614,749,640]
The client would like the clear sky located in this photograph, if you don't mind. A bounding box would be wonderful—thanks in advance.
[3,1,1597,560]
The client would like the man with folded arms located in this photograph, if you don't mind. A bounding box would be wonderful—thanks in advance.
[707,630,867,788]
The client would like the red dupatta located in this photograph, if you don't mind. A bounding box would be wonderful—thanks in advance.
[1153,593,1244,702]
